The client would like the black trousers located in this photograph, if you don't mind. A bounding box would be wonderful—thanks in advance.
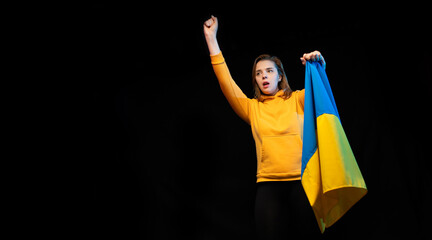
[255,180,321,240]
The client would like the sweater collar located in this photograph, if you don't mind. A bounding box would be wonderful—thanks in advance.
[261,89,284,100]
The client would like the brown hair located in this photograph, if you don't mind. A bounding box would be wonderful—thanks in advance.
[252,54,293,102]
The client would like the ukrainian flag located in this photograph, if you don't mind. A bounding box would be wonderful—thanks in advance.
[301,61,367,233]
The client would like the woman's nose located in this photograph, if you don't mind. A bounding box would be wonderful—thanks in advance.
[262,73,268,79]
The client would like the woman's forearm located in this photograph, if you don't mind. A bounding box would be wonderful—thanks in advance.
[203,16,221,56]
[205,35,221,56]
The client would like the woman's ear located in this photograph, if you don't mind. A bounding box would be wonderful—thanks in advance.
[278,75,282,82]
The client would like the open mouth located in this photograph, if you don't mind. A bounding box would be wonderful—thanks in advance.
[263,81,270,88]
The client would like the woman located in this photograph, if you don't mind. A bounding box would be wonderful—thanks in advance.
[204,16,324,239]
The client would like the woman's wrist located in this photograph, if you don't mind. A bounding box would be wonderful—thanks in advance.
[205,35,221,56]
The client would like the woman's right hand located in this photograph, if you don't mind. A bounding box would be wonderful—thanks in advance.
[203,15,218,39]
[203,15,221,55]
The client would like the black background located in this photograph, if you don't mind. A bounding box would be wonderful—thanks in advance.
[87,3,431,239]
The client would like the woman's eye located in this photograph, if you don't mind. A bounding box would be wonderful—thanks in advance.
[256,72,261,76]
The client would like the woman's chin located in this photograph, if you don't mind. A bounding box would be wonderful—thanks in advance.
[261,89,277,96]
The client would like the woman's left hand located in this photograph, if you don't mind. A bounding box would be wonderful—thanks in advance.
[300,50,325,68]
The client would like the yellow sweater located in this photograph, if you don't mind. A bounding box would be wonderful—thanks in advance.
[211,52,305,182]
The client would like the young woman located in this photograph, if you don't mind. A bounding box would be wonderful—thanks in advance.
[204,16,325,239]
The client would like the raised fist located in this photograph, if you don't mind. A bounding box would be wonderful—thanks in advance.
[203,15,218,38]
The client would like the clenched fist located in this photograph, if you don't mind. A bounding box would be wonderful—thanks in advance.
[300,50,326,68]
[203,15,218,39]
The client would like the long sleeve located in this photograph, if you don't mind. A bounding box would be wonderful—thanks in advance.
[211,52,251,124]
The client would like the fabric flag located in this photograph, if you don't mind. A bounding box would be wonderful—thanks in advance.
[301,61,367,233]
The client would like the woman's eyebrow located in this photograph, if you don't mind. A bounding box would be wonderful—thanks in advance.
[256,67,275,73]
[261,67,275,72]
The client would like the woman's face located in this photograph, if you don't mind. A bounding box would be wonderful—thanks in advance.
[255,60,281,96]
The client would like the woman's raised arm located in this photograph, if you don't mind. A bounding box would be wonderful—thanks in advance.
[203,16,251,124]
[203,15,221,56]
